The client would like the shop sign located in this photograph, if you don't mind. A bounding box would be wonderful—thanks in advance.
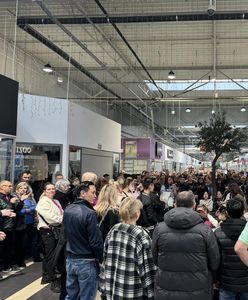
[16,146,32,154]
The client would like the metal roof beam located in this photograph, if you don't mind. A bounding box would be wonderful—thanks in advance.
[17,12,248,26]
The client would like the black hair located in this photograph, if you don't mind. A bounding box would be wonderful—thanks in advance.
[143,177,154,190]
[176,191,195,208]
[21,170,31,176]
[227,197,244,218]
[103,174,110,178]
[75,181,94,197]
[43,182,54,191]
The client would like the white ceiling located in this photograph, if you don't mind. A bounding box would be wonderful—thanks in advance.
[0,0,248,152]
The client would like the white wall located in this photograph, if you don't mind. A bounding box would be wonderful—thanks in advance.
[16,93,69,177]
[16,94,68,144]
[68,102,121,153]
[17,94,122,178]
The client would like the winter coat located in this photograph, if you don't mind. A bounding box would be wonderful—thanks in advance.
[214,218,248,292]
[152,207,220,300]
[98,209,120,242]
[54,190,71,210]
[137,193,158,228]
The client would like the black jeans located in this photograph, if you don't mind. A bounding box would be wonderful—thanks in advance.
[26,224,40,259]
[40,228,58,280]
[0,230,15,270]
[14,229,26,267]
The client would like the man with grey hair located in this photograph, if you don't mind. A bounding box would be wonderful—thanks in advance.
[152,191,220,300]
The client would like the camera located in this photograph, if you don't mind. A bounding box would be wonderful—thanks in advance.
[207,4,216,16]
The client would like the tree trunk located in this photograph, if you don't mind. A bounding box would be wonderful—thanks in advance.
[211,161,217,201]
[211,154,220,201]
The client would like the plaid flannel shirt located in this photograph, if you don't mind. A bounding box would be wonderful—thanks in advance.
[100,223,156,299]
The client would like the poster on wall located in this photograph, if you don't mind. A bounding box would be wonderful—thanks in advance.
[125,141,137,158]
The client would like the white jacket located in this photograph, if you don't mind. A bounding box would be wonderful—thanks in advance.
[36,196,63,230]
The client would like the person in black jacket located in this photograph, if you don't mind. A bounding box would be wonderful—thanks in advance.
[63,181,103,300]
[215,197,248,300]
[152,191,220,300]
[0,181,24,273]
[54,179,71,210]
[137,177,157,236]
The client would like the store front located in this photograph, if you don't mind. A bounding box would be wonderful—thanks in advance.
[14,143,62,183]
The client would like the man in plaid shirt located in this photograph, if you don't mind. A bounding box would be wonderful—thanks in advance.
[100,197,156,300]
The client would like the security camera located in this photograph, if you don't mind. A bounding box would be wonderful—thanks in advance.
[207,4,216,16]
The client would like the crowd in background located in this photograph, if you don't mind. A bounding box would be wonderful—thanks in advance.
[1,168,248,299]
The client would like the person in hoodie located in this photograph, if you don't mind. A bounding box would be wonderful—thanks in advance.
[215,197,248,300]
[152,191,220,300]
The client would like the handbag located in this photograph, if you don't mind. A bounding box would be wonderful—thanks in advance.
[49,223,61,240]
[38,213,61,240]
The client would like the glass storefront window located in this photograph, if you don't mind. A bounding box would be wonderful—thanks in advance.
[0,137,14,181]
[69,146,81,179]
[15,143,61,183]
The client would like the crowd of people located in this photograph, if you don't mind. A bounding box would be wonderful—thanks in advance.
[1,168,248,299]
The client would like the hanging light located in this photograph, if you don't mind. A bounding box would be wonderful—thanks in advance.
[57,76,63,83]
[211,109,215,114]
[43,63,53,73]
[168,70,175,80]
[241,106,246,112]
[171,109,175,115]
[185,107,191,113]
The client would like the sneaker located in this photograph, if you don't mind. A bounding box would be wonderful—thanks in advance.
[12,265,22,272]
[2,268,12,273]
[0,272,10,281]
[2,268,21,276]
[17,263,26,270]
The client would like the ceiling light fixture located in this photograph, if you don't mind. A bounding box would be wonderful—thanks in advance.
[168,70,175,80]
[185,107,191,113]
[211,109,215,114]
[241,106,246,112]
[171,109,175,115]
[43,63,53,73]
[57,76,63,83]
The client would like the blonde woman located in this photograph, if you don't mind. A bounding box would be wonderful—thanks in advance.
[95,184,120,241]
[100,197,156,300]
[15,182,41,266]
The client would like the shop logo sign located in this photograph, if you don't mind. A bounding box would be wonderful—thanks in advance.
[16,146,32,154]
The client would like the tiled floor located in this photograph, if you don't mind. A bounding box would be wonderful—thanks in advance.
[0,262,101,300]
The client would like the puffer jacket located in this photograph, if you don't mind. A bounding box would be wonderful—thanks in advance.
[152,207,220,300]
[215,218,248,292]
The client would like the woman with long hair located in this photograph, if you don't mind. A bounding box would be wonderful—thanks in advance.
[199,191,213,212]
[100,197,156,299]
[15,182,41,266]
[95,183,120,242]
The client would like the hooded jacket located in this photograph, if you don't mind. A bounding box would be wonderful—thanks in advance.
[215,218,248,292]
[152,207,220,300]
